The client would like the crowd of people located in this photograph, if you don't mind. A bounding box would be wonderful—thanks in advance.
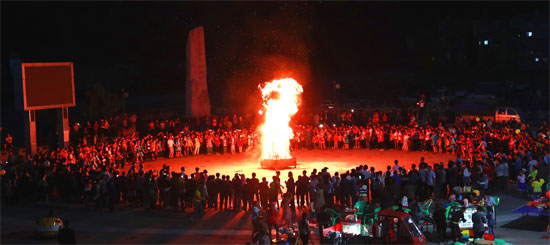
[1,109,549,243]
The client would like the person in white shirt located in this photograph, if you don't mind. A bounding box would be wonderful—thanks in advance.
[392,160,401,173]
[167,136,175,158]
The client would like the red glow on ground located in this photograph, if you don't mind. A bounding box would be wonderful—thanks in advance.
[125,149,454,184]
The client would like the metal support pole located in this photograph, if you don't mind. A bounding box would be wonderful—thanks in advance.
[25,110,37,156]
[57,107,70,148]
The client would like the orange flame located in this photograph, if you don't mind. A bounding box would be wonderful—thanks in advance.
[259,78,303,160]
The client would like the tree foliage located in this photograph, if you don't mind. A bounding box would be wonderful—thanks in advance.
[85,83,123,120]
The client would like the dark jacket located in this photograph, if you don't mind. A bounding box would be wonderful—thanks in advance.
[472,211,487,232]
[450,210,465,224]
[433,207,447,226]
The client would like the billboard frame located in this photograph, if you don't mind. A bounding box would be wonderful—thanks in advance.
[21,62,75,110]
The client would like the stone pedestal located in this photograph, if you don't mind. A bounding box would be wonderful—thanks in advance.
[186,26,211,117]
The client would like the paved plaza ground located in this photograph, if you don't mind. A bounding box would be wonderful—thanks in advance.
[125,148,456,182]
[2,149,549,244]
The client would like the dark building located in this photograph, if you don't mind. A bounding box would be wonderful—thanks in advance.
[472,14,549,71]
[405,11,549,73]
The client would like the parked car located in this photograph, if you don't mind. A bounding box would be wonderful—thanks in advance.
[495,107,521,123]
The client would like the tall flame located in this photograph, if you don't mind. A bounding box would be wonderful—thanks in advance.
[259,78,303,160]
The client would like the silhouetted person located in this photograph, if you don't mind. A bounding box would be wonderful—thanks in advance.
[57,220,76,244]
[433,203,447,241]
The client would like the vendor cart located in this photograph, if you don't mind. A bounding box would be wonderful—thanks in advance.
[323,209,426,244]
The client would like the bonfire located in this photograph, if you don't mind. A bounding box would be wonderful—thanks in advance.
[258,78,303,169]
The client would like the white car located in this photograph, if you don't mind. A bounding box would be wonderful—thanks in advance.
[495,107,521,123]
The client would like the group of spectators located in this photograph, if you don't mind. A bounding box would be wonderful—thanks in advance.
[1,109,549,243]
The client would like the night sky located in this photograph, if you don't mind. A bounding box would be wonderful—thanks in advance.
[2,1,548,111]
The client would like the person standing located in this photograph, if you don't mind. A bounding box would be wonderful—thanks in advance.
[219,175,229,210]
[238,136,244,153]
[314,184,326,218]
[269,177,281,209]
[517,169,527,192]
[477,172,489,198]
[266,203,280,241]
[426,166,436,198]
[221,134,227,154]
[532,178,545,200]
[281,193,292,228]
[259,177,269,210]
[392,160,401,173]
[285,172,296,209]
[167,136,174,158]
[298,212,311,245]
[193,184,205,217]
[230,135,236,154]
[433,203,447,241]
[402,130,410,151]
[193,136,201,156]
[250,173,260,207]
[232,174,242,211]
[486,208,495,236]
[317,207,332,244]
[450,207,466,242]
[297,171,309,208]
[495,161,506,191]
[185,136,193,156]
[206,135,213,155]
[472,206,487,239]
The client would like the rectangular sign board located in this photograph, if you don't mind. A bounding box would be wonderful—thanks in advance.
[21,62,75,110]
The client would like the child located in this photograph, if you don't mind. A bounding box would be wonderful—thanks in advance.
[532,178,545,200]
[517,169,526,192]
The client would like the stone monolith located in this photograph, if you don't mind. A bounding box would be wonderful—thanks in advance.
[186,26,211,117]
